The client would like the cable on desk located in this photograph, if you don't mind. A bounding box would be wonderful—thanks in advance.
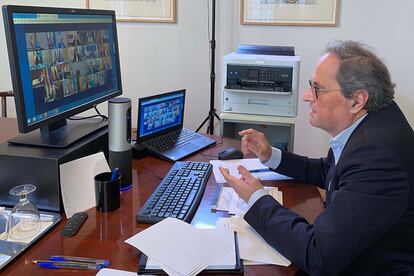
[200,152,219,160]
[200,136,225,160]
[68,105,108,121]
[93,105,108,120]
[210,135,224,148]
[67,114,106,121]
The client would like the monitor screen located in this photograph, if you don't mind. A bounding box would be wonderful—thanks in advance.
[3,5,122,147]
[137,90,185,141]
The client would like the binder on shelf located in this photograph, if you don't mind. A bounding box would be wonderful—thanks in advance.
[137,231,243,275]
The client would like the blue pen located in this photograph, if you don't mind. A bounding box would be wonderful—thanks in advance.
[249,168,272,173]
[34,261,104,270]
[111,168,119,181]
[48,255,110,267]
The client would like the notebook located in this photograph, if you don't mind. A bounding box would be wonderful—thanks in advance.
[134,89,216,162]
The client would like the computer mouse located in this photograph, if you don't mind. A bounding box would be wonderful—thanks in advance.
[218,147,244,160]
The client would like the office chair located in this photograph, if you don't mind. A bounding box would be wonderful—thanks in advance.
[0,90,13,118]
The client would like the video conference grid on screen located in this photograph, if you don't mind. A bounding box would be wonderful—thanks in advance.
[140,94,184,138]
[27,29,112,124]
[12,12,119,126]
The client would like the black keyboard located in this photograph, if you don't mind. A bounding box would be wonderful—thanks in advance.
[136,161,212,224]
[145,129,200,151]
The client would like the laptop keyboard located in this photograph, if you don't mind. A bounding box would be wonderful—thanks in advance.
[136,161,212,224]
[145,129,200,151]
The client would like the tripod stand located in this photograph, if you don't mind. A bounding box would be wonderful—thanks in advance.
[196,0,220,134]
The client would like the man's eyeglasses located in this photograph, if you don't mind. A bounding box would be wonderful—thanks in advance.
[308,80,345,99]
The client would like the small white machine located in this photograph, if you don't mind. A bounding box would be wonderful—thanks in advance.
[221,52,300,117]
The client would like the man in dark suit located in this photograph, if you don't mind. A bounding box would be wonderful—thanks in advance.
[220,41,414,275]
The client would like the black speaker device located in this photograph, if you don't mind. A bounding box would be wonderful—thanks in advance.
[108,97,132,191]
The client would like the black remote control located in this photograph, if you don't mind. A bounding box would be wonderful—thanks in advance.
[60,212,88,237]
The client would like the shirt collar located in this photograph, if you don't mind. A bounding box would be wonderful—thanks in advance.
[328,113,368,163]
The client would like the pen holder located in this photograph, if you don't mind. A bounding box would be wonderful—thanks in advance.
[94,172,121,212]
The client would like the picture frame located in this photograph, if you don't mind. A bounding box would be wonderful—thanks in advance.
[87,0,176,23]
[241,0,340,27]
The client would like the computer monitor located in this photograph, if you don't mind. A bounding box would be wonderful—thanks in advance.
[2,5,122,147]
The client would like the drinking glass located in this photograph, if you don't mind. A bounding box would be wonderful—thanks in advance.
[6,184,41,241]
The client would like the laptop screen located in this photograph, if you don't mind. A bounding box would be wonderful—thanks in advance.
[137,89,185,141]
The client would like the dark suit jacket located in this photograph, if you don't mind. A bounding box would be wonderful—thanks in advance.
[244,101,414,275]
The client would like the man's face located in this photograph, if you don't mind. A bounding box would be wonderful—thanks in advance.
[303,53,355,137]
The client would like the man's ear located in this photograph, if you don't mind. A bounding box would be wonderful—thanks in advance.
[350,90,369,113]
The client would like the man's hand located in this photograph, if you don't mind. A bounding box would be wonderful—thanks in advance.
[239,129,272,162]
[219,165,263,202]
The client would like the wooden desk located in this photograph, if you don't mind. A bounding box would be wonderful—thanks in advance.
[0,118,324,275]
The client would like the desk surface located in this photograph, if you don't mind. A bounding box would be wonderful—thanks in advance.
[0,118,324,275]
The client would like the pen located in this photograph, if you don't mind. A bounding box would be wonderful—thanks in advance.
[249,168,271,173]
[48,255,110,267]
[33,260,104,270]
[111,168,119,181]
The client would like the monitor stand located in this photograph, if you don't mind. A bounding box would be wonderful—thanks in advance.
[8,117,108,148]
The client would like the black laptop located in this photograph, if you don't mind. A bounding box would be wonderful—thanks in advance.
[134,89,216,162]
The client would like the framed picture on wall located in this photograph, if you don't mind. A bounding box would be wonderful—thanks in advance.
[87,0,176,23]
[241,0,340,26]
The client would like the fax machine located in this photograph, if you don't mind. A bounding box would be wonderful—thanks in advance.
[221,52,300,117]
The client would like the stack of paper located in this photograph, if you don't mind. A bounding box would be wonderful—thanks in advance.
[209,158,291,184]
[145,229,236,270]
[124,218,233,276]
[217,216,291,267]
[96,268,136,276]
[214,186,283,216]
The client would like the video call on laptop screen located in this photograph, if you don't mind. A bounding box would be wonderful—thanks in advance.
[11,11,120,126]
[138,91,185,139]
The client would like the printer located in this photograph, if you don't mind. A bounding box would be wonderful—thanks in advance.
[221,51,300,117]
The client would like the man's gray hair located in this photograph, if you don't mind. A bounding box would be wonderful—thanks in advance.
[325,40,395,112]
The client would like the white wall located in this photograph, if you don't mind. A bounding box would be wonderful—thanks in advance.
[1,1,413,158]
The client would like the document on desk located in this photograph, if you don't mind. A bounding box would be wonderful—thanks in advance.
[96,268,138,276]
[209,158,291,184]
[59,151,110,218]
[217,216,291,267]
[213,186,283,215]
[143,229,238,271]
[125,217,234,276]
[0,254,10,267]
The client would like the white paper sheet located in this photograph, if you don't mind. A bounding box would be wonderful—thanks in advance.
[214,186,282,216]
[96,268,138,276]
[209,158,291,184]
[0,254,11,266]
[217,216,291,267]
[230,187,282,216]
[214,186,235,211]
[59,152,110,218]
[146,229,236,270]
[124,218,233,276]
